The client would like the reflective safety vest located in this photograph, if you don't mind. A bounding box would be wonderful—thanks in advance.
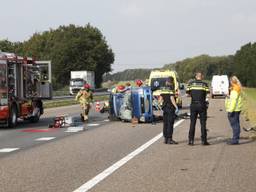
[225,90,242,112]
[186,80,209,103]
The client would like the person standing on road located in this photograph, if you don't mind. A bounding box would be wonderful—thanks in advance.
[75,83,93,122]
[186,72,210,146]
[225,76,242,145]
[160,78,179,144]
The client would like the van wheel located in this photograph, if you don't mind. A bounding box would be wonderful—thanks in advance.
[211,95,215,99]
[8,106,18,128]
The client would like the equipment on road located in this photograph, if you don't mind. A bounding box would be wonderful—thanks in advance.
[95,101,100,112]
[69,71,95,95]
[0,52,52,128]
[49,116,66,128]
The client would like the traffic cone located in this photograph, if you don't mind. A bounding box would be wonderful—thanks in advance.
[95,101,100,112]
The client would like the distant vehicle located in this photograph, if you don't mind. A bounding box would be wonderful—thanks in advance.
[69,71,95,95]
[148,70,182,108]
[0,52,52,127]
[211,75,229,98]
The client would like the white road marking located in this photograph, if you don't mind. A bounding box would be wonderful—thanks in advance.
[35,137,56,141]
[103,119,110,122]
[0,148,19,153]
[65,126,84,133]
[73,119,185,192]
[87,123,100,127]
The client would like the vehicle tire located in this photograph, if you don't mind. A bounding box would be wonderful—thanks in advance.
[8,105,18,128]
[211,95,215,99]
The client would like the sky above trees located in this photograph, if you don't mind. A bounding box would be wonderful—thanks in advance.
[1,0,256,72]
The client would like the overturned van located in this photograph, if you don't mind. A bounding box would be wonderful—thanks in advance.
[109,86,153,123]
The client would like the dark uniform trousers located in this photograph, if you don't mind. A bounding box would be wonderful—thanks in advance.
[189,102,207,142]
[163,106,175,139]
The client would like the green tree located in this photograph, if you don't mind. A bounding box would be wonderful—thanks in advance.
[0,24,114,89]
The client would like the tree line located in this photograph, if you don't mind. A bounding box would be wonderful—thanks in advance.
[1,26,256,88]
[0,24,114,89]
[104,42,256,88]
[103,68,152,82]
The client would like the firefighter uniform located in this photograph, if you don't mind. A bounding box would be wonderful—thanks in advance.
[186,80,210,145]
[75,87,93,122]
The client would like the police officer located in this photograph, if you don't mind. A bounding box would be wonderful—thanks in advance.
[75,83,93,122]
[186,72,210,146]
[160,77,179,144]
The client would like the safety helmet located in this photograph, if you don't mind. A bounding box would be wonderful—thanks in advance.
[135,79,143,87]
[83,83,91,89]
[117,85,125,92]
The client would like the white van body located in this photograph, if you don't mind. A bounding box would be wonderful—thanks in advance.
[211,75,229,98]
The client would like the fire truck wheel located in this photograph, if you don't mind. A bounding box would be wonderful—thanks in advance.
[8,106,18,128]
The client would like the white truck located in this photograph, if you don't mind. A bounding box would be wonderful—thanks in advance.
[69,71,95,95]
[211,75,229,98]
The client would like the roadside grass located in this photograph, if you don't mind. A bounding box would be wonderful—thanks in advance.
[242,88,256,127]
[44,95,109,109]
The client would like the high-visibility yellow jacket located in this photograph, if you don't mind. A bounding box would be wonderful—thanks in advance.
[225,89,242,112]
[75,89,93,105]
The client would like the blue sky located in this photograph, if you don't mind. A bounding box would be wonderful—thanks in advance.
[1,0,256,72]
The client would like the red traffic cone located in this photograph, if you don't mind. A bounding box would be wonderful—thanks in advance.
[95,101,100,112]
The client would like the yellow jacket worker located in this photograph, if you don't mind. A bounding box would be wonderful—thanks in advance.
[75,84,93,122]
[225,76,242,145]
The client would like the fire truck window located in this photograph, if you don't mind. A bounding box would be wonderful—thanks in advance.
[0,64,7,104]
[23,66,40,98]
[40,65,49,81]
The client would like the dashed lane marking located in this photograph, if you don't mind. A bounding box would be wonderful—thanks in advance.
[73,119,185,192]
[35,137,56,141]
[87,123,100,127]
[0,148,20,153]
[65,126,84,133]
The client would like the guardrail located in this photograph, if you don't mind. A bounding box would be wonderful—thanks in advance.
[52,91,109,100]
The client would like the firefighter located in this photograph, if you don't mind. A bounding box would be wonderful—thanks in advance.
[75,83,93,122]
[160,77,179,144]
[186,72,210,146]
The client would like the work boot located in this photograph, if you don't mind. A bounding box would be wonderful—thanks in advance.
[201,141,210,145]
[168,139,178,144]
[80,114,84,122]
[188,140,194,146]
[226,140,239,145]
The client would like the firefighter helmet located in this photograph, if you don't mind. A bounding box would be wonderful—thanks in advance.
[135,79,143,87]
[83,83,91,89]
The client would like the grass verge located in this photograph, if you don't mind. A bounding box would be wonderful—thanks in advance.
[44,95,109,109]
[242,88,256,138]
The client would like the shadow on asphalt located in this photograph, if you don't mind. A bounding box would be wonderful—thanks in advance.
[170,136,255,146]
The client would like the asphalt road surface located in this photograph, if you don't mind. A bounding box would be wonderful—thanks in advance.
[0,97,256,192]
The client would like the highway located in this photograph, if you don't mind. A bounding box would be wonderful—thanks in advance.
[0,97,256,192]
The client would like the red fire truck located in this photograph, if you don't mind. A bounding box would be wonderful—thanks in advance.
[0,52,52,127]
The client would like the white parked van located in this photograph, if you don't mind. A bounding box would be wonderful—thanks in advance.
[211,75,229,98]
